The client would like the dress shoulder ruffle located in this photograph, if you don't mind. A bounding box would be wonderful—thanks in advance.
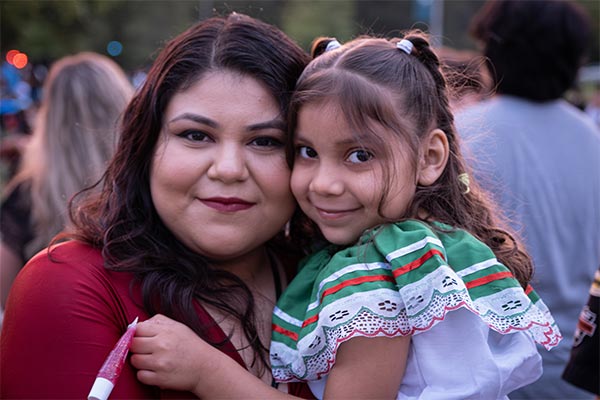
[270,220,561,382]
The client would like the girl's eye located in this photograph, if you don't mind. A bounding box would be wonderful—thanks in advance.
[250,136,283,148]
[346,149,373,164]
[297,146,318,159]
[177,130,210,142]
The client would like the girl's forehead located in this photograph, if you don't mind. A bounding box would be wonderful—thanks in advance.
[297,100,404,148]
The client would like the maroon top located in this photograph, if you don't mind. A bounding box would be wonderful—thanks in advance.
[0,240,313,399]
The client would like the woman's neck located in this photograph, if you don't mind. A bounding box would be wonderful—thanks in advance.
[211,246,271,286]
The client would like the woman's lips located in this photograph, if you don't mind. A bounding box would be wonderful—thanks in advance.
[200,197,255,212]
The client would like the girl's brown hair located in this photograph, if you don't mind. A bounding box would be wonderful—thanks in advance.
[289,32,533,287]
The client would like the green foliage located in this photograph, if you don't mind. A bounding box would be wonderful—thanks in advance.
[280,0,355,50]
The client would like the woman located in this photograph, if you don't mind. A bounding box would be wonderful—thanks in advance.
[0,13,311,398]
[0,52,134,309]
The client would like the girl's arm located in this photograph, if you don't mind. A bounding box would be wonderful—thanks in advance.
[131,314,409,399]
[324,336,410,399]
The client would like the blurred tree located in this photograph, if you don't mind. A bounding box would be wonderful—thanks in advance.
[2,0,598,73]
[355,0,424,38]
[443,0,484,49]
[280,0,354,49]
[578,0,600,63]
[1,1,113,63]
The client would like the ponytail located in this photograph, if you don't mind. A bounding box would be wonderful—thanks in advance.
[310,37,341,58]
[396,32,533,287]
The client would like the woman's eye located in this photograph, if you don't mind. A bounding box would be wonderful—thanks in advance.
[297,146,318,159]
[177,130,209,142]
[251,137,283,148]
[346,149,373,164]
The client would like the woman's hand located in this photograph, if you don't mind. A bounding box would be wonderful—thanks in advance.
[130,314,217,394]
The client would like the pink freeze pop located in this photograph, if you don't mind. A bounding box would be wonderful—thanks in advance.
[88,317,139,400]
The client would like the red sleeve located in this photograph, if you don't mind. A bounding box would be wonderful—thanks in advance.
[0,241,156,399]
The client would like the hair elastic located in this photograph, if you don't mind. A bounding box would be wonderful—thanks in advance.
[397,39,413,55]
[458,173,471,194]
[325,39,341,52]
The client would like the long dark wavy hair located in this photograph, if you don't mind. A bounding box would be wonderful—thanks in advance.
[288,32,533,288]
[68,13,309,370]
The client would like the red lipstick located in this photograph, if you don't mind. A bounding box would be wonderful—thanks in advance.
[200,197,254,212]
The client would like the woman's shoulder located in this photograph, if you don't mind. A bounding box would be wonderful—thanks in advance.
[24,240,104,274]
[6,239,143,337]
[16,240,134,301]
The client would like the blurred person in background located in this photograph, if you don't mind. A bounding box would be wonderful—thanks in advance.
[0,59,34,182]
[562,266,600,398]
[455,1,600,398]
[0,52,134,311]
[585,83,600,127]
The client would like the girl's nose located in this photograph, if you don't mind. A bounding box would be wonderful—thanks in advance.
[308,164,344,196]
[207,143,249,183]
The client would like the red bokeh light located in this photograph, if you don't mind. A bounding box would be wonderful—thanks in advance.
[6,49,19,65]
[12,53,28,69]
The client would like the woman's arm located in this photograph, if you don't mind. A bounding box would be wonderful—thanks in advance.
[0,244,151,398]
[131,314,409,399]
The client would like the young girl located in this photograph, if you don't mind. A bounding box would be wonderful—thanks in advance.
[131,32,561,399]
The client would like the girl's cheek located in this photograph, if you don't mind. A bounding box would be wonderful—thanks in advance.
[290,169,307,199]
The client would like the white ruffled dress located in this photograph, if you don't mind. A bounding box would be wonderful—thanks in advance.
[270,220,561,399]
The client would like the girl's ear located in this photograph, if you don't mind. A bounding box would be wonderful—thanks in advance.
[417,129,449,186]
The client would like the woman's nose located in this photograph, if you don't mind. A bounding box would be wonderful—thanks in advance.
[207,143,249,182]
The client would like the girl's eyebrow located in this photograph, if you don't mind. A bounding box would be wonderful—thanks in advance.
[167,113,284,132]
[295,132,373,146]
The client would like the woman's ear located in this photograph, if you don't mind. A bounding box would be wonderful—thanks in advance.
[417,129,449,186]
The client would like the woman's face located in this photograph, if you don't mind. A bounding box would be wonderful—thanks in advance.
[150,71,295,263]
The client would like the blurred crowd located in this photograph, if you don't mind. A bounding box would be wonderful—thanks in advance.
[1,59,147,184]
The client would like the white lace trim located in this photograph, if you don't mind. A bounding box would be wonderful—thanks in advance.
[271,265,561,382]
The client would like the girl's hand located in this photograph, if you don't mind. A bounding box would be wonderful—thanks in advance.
[130,314,294,399]
[130,314,217,394]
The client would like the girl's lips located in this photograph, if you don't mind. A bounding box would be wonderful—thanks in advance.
[200,197,255,212]
[315,206,360,220]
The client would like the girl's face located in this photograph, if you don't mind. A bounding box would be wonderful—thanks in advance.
[150,71,295,263]
[291,100,417,246]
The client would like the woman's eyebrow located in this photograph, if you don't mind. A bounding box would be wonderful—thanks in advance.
[167,114,284,132]
[247,118,286,132]
[168,113,218,128]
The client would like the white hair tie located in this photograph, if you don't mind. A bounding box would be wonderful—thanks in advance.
[397,39,413,55]
[325,39,341,52]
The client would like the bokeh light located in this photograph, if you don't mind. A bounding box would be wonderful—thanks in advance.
[107,41,123,57]
[6,49,20,65]
[12,52,28,69]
